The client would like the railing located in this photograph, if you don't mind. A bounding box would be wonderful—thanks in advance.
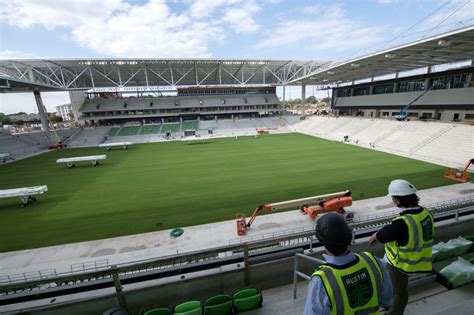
[70,259,110,274]
[293,253,325,299]
[0,196,473,307]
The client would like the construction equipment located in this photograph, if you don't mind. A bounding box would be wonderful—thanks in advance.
[48,142,66,150]
[444,159,474,183]
[236,190,353,236]
[34,90,64,149]
[396,85,435,121]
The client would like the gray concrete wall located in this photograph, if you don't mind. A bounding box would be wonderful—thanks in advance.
[335,87,474,107]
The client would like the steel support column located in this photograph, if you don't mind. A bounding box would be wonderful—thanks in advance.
[33,90,50,134]
[301,84,306,114]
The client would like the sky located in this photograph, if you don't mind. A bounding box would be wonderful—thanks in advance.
[0,0,473,114]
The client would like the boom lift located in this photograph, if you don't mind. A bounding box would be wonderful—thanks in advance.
[236,190,353,236]
[444,159,474,183]
[34,90,65,150]
[396,85,435,121]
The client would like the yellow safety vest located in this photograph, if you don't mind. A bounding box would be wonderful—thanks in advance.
[385,209,434,273]
[312,252,383,315]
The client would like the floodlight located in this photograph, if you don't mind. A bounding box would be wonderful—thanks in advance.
[438,40,451,47]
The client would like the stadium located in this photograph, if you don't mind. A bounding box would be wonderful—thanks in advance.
[0,11,473,315]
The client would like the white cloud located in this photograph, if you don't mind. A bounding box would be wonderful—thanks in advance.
[421,0,474,30]
[189,0,239,19]
[221,1,261,33]
[377,0,394,4]
[70,0,221,58]
[0,50,38,59]
[0,0,128,30]
[258,5,384,53]
[0,0,261,58]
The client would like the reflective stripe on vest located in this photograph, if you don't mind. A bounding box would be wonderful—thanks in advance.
[385,209,434,273]
[312,252,382,315]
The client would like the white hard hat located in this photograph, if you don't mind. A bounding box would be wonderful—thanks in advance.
[388,179,417,197]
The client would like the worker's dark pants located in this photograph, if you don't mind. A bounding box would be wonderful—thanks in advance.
[387,264,409,315]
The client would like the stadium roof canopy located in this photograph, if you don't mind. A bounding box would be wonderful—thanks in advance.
[0,26,473,93]
[292,25,474,86]
[0,59,333,92]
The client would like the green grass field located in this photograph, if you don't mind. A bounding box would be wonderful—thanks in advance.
[0,133,454,252]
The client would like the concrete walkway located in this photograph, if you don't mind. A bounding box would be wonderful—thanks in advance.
[1,183,473,277]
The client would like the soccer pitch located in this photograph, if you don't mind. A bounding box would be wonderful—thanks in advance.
[0,133,454,252]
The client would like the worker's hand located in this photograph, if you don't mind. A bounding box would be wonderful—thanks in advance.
[368,232,378,246]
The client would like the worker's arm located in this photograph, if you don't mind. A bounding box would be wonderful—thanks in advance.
[375,220,408,245]
[368,220,408,246]
[303,276,331,315]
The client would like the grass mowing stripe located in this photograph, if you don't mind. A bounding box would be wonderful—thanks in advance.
[0,133,453,252]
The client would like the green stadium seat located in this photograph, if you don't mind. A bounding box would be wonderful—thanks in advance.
[144,308,171,315]
[204,294,232,315]
[117,126,141,137]
[108,127,121,137]
[174,301,202,315]
[161,123,180,134]
[233,289,262,313]
[465,235,474,252]
[182,120,198,131]
[140,124,162,135]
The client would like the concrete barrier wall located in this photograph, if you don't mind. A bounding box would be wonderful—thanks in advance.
[28,216,473,315]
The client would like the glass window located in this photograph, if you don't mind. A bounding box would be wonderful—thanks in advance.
[336,89,350,97]
[354,87,370,96]
[373,84,394,95]
[432,74,468,90]
[398,80,425,92]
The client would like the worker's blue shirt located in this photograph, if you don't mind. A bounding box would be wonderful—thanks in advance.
[303,251,393,315]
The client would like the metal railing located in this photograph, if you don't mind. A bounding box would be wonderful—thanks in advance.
[293,253,325,299]
[70,259,110,274]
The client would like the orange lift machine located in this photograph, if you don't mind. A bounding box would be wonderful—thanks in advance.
[444,159,474,183]
[236,190,353,236]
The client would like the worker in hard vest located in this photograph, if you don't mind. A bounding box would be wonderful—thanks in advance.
[304,213,392,315]
[369,179,434,315]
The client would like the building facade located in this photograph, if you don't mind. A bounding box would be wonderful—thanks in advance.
[331,67,474,121]
[55,104,74,121]
[76,86,282,125]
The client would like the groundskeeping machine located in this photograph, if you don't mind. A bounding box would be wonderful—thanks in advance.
[444,159,474,183]
[236,190,353,236]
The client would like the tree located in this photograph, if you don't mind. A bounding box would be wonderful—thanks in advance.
[305,96,317,104]
[51,115,63,123]
[321,97,332,104]
[14,119,25,126]
[0,113,11,125]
